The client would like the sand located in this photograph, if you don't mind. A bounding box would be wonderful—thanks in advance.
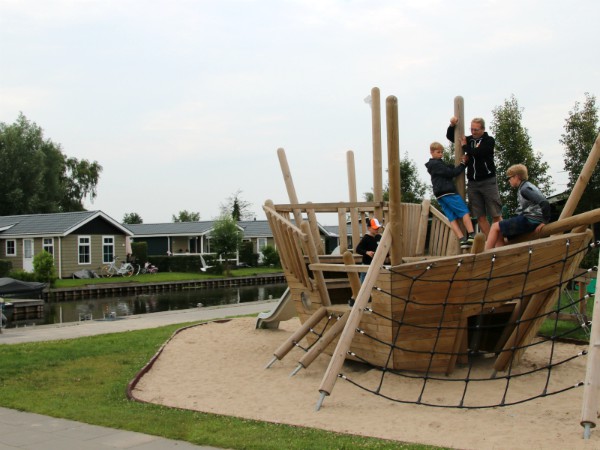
[130,317,599,449]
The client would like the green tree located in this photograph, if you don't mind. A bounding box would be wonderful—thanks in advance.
[220,190,254,221]
[561,93,600,214]
[0,113,102,215]
[123,212,143,224]
[209,215,243,276]
[491,95,552,216]
[172,210,200,222]
[363,152,428,203]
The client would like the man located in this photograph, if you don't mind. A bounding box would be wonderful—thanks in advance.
[446,116,502,236]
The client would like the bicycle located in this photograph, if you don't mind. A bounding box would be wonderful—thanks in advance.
[140,261,159,274]
[101,257,137,277]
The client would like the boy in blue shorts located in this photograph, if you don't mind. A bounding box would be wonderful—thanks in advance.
[485,164,550,250]
[426,141,475,247]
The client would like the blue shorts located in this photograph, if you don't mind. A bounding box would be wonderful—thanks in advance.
[499,215,539,239]
[438,194,470,222]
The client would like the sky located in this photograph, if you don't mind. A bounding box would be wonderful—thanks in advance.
[1,0,599,225]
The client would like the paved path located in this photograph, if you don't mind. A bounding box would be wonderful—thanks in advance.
[0,301,278,449]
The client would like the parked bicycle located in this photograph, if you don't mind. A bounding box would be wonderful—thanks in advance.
[140,261,159,275]
[101,257,137,277]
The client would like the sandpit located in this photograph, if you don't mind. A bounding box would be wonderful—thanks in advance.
[130,317,598,449]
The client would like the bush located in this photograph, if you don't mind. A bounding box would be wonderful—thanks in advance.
[0,260,12,277]
[131,242,148,266]
[8,269,38,282]
[261,245,280,267]
[33,250,56,284]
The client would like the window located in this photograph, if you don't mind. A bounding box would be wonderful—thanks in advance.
[78,236,91,264]
[102,236,114,263]
[43,238,54,256]
[257,238,268,253]
[5,240,16,256]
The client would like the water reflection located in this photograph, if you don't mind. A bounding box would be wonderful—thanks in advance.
[44,283,287,325]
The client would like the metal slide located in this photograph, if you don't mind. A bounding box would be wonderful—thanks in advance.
[255,287,295,329]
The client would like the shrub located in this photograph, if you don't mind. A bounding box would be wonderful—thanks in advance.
[8,269,38,282]
[33,250,56,284]
[0,260,12,277]
[261,245,280,267]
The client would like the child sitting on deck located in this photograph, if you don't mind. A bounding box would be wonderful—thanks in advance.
[425,141,475,247]
[485,164,551,250]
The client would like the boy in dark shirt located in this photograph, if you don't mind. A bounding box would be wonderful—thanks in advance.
[425,141,475,247]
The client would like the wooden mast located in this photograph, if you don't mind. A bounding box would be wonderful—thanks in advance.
[386,95,403,266]
[453,96,466,199]
[277,148,303,227]
[347,151,360,253]
[370,87,383,221]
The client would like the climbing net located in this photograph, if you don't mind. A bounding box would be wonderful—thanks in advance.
[327,240,598,409]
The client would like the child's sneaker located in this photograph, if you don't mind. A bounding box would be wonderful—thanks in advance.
[466,233,475,246]
[460,236,471,248]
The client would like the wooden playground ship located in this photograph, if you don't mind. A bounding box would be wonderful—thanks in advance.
[262,89,600,406]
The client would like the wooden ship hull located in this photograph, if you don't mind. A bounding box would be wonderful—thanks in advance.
[263,90,600,402]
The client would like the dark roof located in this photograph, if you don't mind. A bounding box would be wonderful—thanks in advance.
[0,211,131,237]
[125,221,214,237]
[126,220,274,239]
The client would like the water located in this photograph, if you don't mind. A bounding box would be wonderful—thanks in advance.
[42,283,287,325]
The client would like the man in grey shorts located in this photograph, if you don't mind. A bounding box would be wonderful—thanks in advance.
[446,116,502,236]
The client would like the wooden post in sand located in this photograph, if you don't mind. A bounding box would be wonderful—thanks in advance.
[559,132,600,220]
[370,87,384,221]
[453,96,466,199]
[316,228,393,410]
[386,95,403,266]
[277,148,303,227]
[581,249,600,438]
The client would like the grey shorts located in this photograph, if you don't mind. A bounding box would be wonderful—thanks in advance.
[467,176,502,219]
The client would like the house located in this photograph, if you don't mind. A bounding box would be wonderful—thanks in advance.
[125,219,278,262]
[0,211,133,279]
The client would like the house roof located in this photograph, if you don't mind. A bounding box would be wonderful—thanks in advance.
[126,220,274,238]
[125,221,215,237]
[0,211,132,238]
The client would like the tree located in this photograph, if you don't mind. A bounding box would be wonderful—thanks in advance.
[363,152,428,203]
[123,212,143,224]
[561,93,600,215]
[172,210,200,222]
[33,250,56,284]
[0,113,102,215]
[220,190,254,221]
[491,96,552,216]
[209,215,243,276]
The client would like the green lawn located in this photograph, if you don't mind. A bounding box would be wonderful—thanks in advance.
[54,267,284,288]
[0,320,438,450]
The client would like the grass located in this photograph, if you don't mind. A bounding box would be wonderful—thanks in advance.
[537,288,593,342]
[0,320,439,450]
[54,267,284,288]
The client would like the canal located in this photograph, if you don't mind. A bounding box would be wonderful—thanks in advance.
[37,283,287,326]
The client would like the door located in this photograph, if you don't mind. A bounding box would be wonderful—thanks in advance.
[23,239,34,272]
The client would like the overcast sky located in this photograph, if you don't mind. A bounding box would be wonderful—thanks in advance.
[1,0,598,224]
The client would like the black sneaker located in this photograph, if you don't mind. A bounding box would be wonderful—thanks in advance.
[460,236,471,247]
[348,298,355,308]
[466,233,475,246]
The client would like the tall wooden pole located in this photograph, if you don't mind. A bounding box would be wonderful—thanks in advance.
[386,95,403,266]
[453,96,466,199]
[370,87,383,221]
[347,151,360,251]
[559,132,600,220]
[277,148,303,227]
